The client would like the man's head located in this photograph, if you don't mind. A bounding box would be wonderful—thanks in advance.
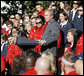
[71,53,83,75]
[22,55,36,71]
[45,10,54,22]
[35,57,51,75]
[74,59,83,75]
[36,3,43,12]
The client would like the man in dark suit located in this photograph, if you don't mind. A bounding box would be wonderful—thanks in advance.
[39,9,60,57]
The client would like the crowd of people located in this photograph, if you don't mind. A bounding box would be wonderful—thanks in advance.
[1,1,83,75]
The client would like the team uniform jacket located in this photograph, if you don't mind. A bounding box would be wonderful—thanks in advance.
[29,22,48,54]
[1,54,6,72]
[6,43,22,68]
[76,33,83,56]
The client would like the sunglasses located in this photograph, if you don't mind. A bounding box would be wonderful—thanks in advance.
[10,17,15,19]
[73,3,79,5]
[36,21,42,24]
[77,9,83,11]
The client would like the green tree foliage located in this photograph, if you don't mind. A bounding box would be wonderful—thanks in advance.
[1,1,73,21]
[24,1,73,16]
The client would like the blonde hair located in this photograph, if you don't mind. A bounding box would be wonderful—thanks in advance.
[41,52,56,74]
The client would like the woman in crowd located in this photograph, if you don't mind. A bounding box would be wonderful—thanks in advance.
[29,15,47,54]
[59,1,69,10]
[64,4,71,16]
[64,29,82,55]
[23,15,30,26]
[13,19,20,30]
[59,10,73,47]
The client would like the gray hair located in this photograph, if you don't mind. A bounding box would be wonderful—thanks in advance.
[45,9,55,16]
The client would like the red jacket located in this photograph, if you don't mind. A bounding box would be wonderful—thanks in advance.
[43,73,53,75]
[64,71,78,75]
[1,54,6,72]
[40,10,45,18]
[1,28,9,36]
[22,67,37,75]
[6,43,22,68]
[57,31,61,49]
[76,33,83,56]
[58,44,72,62]
[64,44,72,54]
[29,22,48,54]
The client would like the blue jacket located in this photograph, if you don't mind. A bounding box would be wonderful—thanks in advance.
[1,43,8,59]
[59,21,73,44]
[73,15,83,32]
[69,10,78,26]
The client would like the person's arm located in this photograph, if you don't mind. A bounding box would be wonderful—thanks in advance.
[8,36,39,46]
[42,22,60,45]
[16,36,39,46]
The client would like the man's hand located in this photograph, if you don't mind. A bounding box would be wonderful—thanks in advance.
[38,40,46,46]
[8,36,15,45]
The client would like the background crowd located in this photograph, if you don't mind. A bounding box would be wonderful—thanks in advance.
[1,1,83,75]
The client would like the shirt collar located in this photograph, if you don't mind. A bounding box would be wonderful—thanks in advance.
[60,20,68,26]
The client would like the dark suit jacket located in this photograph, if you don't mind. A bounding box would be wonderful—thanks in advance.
[73,15,83,32]
[69,10,78,26]
[41,19,60,56]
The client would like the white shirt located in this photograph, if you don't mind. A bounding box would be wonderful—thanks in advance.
[71,8,77,21]
[60,20,68,28]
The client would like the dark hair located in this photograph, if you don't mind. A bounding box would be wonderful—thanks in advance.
[36,3,43,7]
[36,15,45,24]
[25,48,41,59]
[59,10,69,20]
[1,33,8,42]
[73,1,82,6]
[22,54,37,71]
[12,55,23,75]
[33,10,40,14]
[6,20,13,26]
[31,16,37,20]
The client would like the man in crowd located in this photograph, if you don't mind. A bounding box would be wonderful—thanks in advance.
[8,10,60,57]
[39,9,60,57]
[35,57,53,75]
[35,3,45,17]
